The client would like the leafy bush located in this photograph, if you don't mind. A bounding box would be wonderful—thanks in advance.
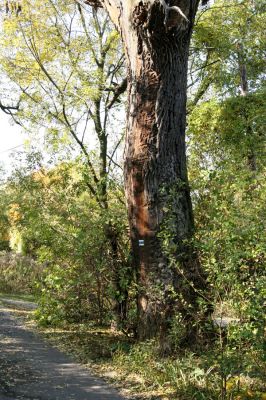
[186,88,266,398]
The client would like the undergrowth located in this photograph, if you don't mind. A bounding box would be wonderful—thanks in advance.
[36,322,266,400]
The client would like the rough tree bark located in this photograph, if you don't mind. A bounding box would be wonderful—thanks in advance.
[87,0,208,345]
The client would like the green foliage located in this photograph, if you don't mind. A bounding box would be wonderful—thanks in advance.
[186,12,266,392]
[191,0,265,98]
[188,93,265,174]
[0,0,128,330]
[3,153,130,327]
[0,0,125,209]
[0,0,123,116]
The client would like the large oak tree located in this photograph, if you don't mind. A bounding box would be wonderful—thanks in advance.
[86,0,208,344]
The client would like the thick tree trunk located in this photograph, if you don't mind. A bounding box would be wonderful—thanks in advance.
[125,29,191,339]
[90,0,207,345]
[122,2,205,343]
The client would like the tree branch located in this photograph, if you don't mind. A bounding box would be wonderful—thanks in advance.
[107,78,127,109]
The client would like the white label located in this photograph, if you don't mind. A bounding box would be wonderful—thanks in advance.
[138,239,144,247]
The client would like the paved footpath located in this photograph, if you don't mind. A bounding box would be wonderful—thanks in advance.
[0,301,125,400]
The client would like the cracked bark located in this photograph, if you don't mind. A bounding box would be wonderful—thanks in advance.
[87,0,208,345]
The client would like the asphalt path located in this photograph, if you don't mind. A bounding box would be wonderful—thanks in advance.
[0,300,125,400]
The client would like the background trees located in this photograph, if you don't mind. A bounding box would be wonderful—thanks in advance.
[0,0,126,199]
[0,0,133,327]
[184,1,266,393]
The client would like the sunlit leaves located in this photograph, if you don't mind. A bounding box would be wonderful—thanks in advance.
[191,0,265,98]
[0,0,125,163]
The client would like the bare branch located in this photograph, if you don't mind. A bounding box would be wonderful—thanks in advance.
[107,136,123,172]
[0,100,19,114]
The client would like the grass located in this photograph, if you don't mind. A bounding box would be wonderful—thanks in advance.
[0,291,36,302]
[1,295,265,400]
